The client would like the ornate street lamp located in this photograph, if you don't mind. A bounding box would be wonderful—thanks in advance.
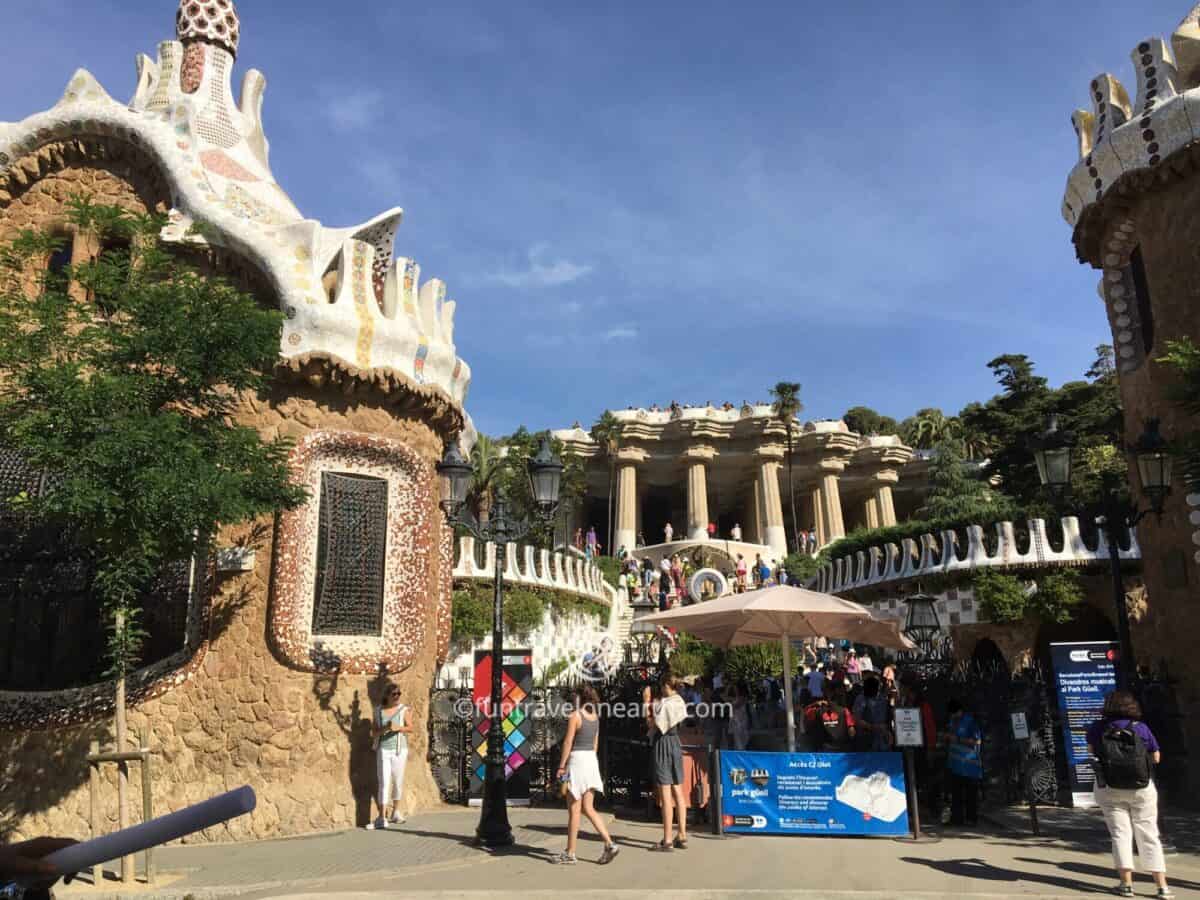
[1029,414,1075,498]
[437,435,563,847]
[1132,418,1172,515]
[1031,416,1174,688]
[902,594,942,657]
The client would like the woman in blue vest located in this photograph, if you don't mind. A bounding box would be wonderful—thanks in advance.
[943,698,982,827]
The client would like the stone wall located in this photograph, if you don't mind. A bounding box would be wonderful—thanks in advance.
[1092,174,1200,793]
[0,155,459,842]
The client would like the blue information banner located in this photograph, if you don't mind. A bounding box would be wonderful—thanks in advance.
[720,750,909,836]
[1050,640,1120,806]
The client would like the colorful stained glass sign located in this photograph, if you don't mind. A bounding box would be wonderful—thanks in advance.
[469,649,533,803]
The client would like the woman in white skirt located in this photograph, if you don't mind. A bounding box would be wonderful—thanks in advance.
[554,685,619,865]
[367,683,410,830]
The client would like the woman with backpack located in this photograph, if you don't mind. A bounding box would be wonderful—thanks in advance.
[1086,691,1172,898]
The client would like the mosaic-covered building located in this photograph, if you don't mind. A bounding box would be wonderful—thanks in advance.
[0,1,470,840]
[1061,2,1200,792]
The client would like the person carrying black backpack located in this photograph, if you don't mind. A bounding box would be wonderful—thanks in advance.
[803,683,856,753]
[1086,690,1173,898]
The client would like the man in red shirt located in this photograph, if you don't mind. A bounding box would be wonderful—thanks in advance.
[803,684,856,752]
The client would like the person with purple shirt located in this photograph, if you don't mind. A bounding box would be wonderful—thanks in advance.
[1085,690,1173,898]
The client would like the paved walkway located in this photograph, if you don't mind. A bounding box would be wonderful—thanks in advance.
[55,804,1200,899]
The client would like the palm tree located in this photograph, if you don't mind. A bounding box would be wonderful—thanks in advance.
[591,411,621,556]
[468,433,503,526]
[769,382,803,554]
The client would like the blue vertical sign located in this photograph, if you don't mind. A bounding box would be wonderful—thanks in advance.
[720,750,909,836]
[1049,640,1120,807]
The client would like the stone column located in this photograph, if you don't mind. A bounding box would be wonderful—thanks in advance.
[748,477,764,544]
[862,494,880,530]
[757,449,787,558]
[819,469,846,543]
[810,486,826,548]
[874,481,897,527]
[613,448,647,554]
[684,446,715,541]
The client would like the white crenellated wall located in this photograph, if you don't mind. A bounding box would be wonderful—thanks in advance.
[441,538,628,685]
[813,516,1141,595]
[451,537,615,606]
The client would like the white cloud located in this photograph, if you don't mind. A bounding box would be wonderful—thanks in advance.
[561,300,584,315]
[603,326,638,341]
[326,88,385,132]
[488,244,592,289]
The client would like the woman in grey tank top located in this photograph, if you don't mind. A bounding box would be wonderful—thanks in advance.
[553,685,619,866]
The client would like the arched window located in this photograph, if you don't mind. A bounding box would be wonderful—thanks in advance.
[1130,246,1154,355]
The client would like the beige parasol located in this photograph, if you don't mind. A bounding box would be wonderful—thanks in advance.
[639,584,915,750]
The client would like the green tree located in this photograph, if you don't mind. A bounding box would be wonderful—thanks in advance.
[918,439,1013,522]
[912,408,956,448]
[1159,338,1200,493]
[495,427,583,548]
[467,433,503,526]
[972,570,1030,623]
[0,199,306,715]
[590,411,621,556]
[770,381,803,554]
[843,406,898,437]
[958,355,1055,508]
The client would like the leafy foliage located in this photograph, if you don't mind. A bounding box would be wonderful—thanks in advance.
[466,433,503,524]
[971,567,1083,625]
[971,570,1030,623]
[771,381,803,554]
[0,200,306,677]
[918,439,1014,522]
[593,554,622,588]
[783,552,822,585]
[1029,570,1084,624]
[843,406,899,437]
[1157,338,1200,493]
[492,427,586,548]
[721,642,786,683]
[450,581,609,645]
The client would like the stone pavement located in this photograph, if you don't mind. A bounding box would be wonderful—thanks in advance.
[54,804,1200,899]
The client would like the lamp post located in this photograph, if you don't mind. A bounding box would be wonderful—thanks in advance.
[902,594,943,658]
[437,436,563,847]
[1029,416,1173,689]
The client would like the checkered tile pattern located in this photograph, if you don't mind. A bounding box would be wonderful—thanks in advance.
[438,597,626,688]
[869,587,981,627]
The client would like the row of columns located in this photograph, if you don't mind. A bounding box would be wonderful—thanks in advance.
[611,447,899,559]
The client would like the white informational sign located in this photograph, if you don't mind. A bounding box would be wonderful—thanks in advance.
[894,707,924,748]
[1011,712,1030,740]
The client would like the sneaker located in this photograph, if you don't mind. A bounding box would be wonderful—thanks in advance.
[390,811,406,825]
[598,844,620,865]
[553,851,577,865]
[649,840,674,852]
[1157,888,1175,899]
[365,816,387,830]
[1112,886,1133,897]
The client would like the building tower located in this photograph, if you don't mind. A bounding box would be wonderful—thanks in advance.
[0,0,472,840]
[1062,3,1200,789]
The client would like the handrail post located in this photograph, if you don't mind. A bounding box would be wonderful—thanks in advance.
[88,740,102,888]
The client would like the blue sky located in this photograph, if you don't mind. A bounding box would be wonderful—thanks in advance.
[2,1,1185,436]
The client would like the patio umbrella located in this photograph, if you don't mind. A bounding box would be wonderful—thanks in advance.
[639,584,915,751]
